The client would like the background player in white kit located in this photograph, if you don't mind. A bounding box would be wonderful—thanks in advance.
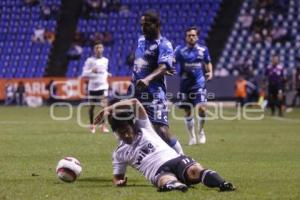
[94,98,235,192]
[81,41,110,133]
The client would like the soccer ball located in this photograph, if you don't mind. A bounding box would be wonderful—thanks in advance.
[56,157,82,183]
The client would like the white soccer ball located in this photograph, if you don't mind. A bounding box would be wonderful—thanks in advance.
[56,157,82,183]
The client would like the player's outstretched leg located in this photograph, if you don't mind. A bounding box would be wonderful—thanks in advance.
[197,105,206,144]
[185,163,235,192]
[89,105,96,133]
[153,124,184,154]
[99,97,110,133]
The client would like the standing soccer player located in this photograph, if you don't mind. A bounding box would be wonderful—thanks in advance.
[129,11,183,154]
[81,41,110,133]
[174,27,213,145]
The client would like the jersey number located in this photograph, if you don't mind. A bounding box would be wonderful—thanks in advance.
[181,158,191,165]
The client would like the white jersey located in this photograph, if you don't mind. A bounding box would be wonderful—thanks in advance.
[81,56,109,91]
[112,118,180,184]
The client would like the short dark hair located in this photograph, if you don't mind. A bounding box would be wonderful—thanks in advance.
[142,10,160,26]
[185,26,200,36]
[108,110,134,132]
[94,40,103,47]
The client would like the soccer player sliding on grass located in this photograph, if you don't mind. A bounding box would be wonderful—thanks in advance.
[94,98,235,192]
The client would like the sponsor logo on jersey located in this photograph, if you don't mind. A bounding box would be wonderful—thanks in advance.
[133,58,148,73]
[184,62,202,68]
[134,142,155,165]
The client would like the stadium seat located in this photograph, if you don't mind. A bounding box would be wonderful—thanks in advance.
[64,0,221,77]
[215,0,299,77]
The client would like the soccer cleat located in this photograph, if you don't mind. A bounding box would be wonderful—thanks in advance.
[198,130,206,144]
[100,124,109,133]
[158,180,188,192]
[188,138,197,146]
[219,182,235,192]
[89,124,96,134]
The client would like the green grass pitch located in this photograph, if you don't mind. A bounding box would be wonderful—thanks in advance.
[0,106,300,200]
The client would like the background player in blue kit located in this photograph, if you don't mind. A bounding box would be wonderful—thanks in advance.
[174,27,213,145]
[128,11,183,154]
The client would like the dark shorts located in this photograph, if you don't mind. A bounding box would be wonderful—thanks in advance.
[128,82,169,126]
[178,88,207,109]
[88,90,107,103]
[142,100,169,126]
[154,155,196,185]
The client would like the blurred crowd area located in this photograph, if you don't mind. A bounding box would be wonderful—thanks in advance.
[215,0,300,108]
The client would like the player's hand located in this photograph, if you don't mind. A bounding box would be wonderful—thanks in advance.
[206,71,213,81]
[94,108,110,125]
[115,177,127,187]
[166,67,176,76]
[136,79,149,91]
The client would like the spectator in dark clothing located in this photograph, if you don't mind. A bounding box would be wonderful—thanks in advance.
[102,31,114,46]
[44,30,55,44]
[82,0,102,17]
[74,31,86,46]
[292,68,300,107]
[24,0,39,6]
[16,81,26,106]
[67,43,83,60]
[41,4,51,20]
[46,80,57,105]
[246,80,259,103]
[265,55,286,116]
[108,0,121,12]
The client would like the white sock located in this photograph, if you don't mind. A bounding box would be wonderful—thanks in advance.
[172,140,184,155]
[184,117,196,140]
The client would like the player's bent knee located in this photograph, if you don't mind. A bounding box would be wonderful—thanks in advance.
[89,105,95,111]
[185,163,204,184]
[184,108,192,117]
[197,105,206,113]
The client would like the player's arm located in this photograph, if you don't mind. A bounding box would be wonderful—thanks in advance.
[106,58,112,77]
[112,151,128,187]
[203,46,213,81]
[136,64,167,90]
[171,45,182,76]
[205,62,213,80]
[93,98,147,125]
[81,59,96,77]
[113,174,127,187]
